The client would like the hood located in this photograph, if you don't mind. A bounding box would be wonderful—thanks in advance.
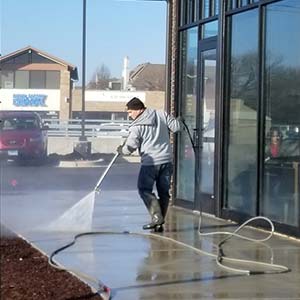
[130,108,156,127]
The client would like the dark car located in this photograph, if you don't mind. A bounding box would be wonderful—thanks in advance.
[0,111,48,161]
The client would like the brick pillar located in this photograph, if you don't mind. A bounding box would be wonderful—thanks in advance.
[59,70,71,120]
[170,0,178,117]
[169,0,179,204]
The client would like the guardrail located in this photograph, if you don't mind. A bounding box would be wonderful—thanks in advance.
[44,119,130,138]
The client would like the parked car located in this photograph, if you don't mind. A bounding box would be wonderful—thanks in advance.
[0,111,48,161]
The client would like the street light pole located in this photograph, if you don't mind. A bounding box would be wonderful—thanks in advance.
[74,0,91,158]
[80,0,87,141]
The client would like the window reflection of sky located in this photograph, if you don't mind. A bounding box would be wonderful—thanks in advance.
[231,0,300,68]
[267,0,300,68]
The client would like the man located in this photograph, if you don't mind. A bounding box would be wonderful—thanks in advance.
[117,97,181,232]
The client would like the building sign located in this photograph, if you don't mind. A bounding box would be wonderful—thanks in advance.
[13,94,47,107]
[0,89,60,111]
[85,91,146,102]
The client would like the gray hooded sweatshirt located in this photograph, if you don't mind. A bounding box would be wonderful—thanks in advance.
[122,108,181,166]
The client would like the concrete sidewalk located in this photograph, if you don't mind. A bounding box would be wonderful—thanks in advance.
[7,187,300,300]
[1,156,299,299]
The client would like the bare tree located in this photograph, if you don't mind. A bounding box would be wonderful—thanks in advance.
[88,64,111,90]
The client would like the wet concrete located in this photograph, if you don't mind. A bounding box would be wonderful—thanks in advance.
[1,160,300,299]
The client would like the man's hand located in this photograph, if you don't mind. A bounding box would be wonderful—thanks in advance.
[116,145,123,155]
[177,116,185,123]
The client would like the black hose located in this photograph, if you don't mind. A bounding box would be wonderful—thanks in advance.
[181,118,196,150]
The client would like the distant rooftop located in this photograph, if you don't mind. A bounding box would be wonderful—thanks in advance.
[129,63,166,91]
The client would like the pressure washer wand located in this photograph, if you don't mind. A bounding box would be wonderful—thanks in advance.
[94,151,120,192]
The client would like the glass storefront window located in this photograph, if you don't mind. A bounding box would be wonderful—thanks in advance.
[203,0,210,18]
[32,52,53,64]
[30,71,45,89]
[202,0,218,18]
[202,20,218,39]
[15,71,29,89]
[1,70,59,89]
[261,0,300,226]
[215,0,219,15]
[227,0,261,11]
[179,0,197,26]
[14,53,29,64]
[180,0,219,25]
[46,71,60,89]
[225,9,259,215]
[176,27,198,202]
[190,0,197,23]
[180,0,188,26]
[0,71,14,89]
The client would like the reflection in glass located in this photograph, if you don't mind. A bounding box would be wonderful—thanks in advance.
[32,52,53,64]
[180,0,197,25]
[176,27,198,202]
[180,0,187,26]
[202,0,219,18]
[190,0,197,23]
[200,49,216,194]
[46,71,60,89]
[215,0,219,15]
[225,9,259,215]
[203,0,210,18]
[30,71,45,89]
[202,20,218,39]
[0,71,14,89]
[262,0,300,226]
[14,53,29,64]
[15,71,29,89]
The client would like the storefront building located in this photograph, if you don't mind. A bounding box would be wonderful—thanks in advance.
[0,46,78,120]
[0,46,165,121]
[168,0,300,237]
[71,89,165,120]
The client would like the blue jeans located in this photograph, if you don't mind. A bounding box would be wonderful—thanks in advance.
[137,163,173,221]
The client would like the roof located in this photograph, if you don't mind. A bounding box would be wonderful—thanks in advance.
[0,46,78,81]
[129,63,166,91]
[1,46,75,68]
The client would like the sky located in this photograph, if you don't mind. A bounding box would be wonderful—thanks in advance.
[0,0,167,85]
